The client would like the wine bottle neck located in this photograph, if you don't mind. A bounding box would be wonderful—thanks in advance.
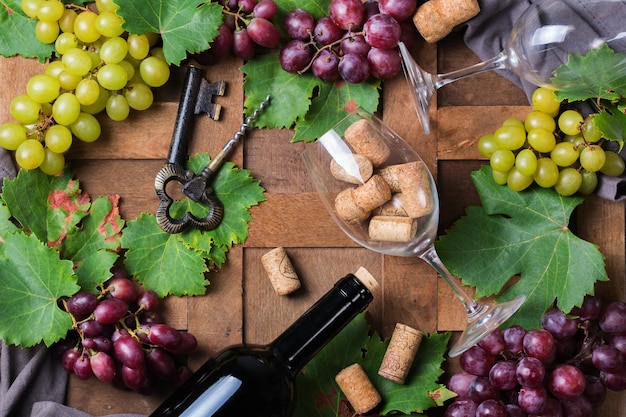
[270,274,373,374]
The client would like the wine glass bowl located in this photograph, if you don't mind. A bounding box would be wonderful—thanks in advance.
[400,0,626,133]
[302,109,526,357]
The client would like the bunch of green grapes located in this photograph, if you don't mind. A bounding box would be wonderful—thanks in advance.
[478,87,625,196]
[0,0,171,175]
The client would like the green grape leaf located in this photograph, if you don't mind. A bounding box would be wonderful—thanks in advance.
[121,213,210,297]
[0,0,54,61]
[552,45,626,102]
[593,105,626,149]
[242,54,380,142]
[435,166,609,330]
[61,195,125,293]
[114,0,223,65]
[295,313,452,416]
[0,233,78,347]
[122,153,265,296]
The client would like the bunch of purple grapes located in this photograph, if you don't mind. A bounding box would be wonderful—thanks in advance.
[444,296,626,417]
[279,0,419,83]
[55,272,198,393]
[196,0,282,63]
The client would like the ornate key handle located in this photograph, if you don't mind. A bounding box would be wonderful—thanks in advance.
[155,65,270,234]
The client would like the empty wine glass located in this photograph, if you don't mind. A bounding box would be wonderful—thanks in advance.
[301,108,526,357]
[400,0,626,133]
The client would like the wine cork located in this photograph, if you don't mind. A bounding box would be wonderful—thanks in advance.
[413,0,480,43]
[344,119,391,167]
[369,215,417,242]
[378,161,434,219]
[335,363,381,414]
[353,266,380,294]
[335,188,371,224]
[378,323,424,384]
[330,153,373,184]
[351,174,391,212]
[374,194,409,217]
[261,247,301,295]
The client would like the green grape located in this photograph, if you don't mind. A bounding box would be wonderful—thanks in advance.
[578,171,598,195]
[75,78,101,106]
[10,94,42,124]
[501,118,525,129]
[44,124,72,153]
[39,148,66,175]
[139,56,170,87]
[554,167,582,196]
[37,0,65,22]
[95,0,119,12]
[563,133,585,147]
[550,141,579,167]
[15,139,45,170]
[35,20,60,44]
[100,37,128,64]
[127,34,150,60]
[26,73,61,104]
[0,122,28,150]
[41,102,52,116]
[57,70,82,90]
[55,32,78,55]
[533,157,559,188]
[515,149,538,176]
[495,124,526,151]
[600,151,626,176]
[52,92,81,125]
[118,60,136,81]
[62,48,93,76]
[59,8,77,33]
[579,144,606,172]
[81,85,109,114]
[74,10,101,43]
[490,149,515,172]
[44,60,65,78]
[492,169,509,185]
[95,11,125,37]
[582,116,602,143]
[97,63,129,91]
[149,47,166,61]
[558,109,584,136]
[507,167,534,192]
[526,127,556,153]
[71,112,101,142]
[124,82,153,111]
[106,95,130,121]
[146,32,160,47]
[477,133,499,157]
[525,110,556,132]
[21,0,44,18]
[88,50,102,70]
[531,87,560,116]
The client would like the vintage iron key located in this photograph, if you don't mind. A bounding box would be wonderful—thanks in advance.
[155,65,270,234]
[154,65,225,234]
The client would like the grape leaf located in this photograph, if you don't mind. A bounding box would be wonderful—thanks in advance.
[435,166,609,330]
[593,105,626,149]
[242,53,380,142]
[0,0,54,61]
[114,0,223,66]
[0,233,78,347]
[552,45,626,103]
[122,153,265,296]
[295,313,452,416]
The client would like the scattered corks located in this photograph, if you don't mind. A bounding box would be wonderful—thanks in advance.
[335,363,382,414]
[261,247,301,295]
[413,0,480,43]
[378,323,424,384]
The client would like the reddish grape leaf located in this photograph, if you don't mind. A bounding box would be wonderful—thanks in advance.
[436,166,609,330]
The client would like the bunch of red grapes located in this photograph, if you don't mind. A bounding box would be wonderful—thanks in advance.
[444,296,626,417]
[55,272,198,393]
[279,0,419,83]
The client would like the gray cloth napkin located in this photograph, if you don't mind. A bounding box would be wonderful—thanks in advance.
[1,1,626,416]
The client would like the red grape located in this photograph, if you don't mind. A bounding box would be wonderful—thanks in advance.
[363,13,401,49]
[367,47,401,79]
[311,49,340,81]
[284,8,315,40]
[238,0,256,13]
[78,319,103,338]
[313,16,344,45]
[377,0,417,22]
[148,323,182,351]
[137,289,160,311]
[73,354,93,380]
[570,294,602,320]
[460,345,495,377]
[592,344,624,372]
[113,334,145,369]
[247,17,281,48]
[467,376,498,403]
[338,53,370,84]
[93,298,128,324]
[252,0,277,19]
[166,331,198,354]
[443,400,478,417]
[147,347,177,379]
[518,385,547,414]
[547,364,585,401]
[62,348,81,373]
[233,28,256,60]
[503,325,526,355]
[329,0,365,30]
[279,40,314,73]
[340,34,370,57]
[523,329,555,362]
[122,364,147,389]
[478,328,506,356]
[599,301,626,335]
[541,307,578,339]
[475,399,506,417]
[90,351,116,383]
[105,277,138,304]
[516,356,545,387]
[489,360,517,390]
[66,291,98,319]
[448,371,476,399]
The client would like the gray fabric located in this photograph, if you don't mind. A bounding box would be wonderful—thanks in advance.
[464,0,626,200]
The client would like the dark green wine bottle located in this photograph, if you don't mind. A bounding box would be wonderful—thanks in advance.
[149,270,377,417]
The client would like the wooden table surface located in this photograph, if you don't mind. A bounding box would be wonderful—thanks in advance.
[1,30,624,416]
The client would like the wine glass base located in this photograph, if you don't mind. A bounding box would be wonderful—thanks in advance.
[399,42,434,135]
[448,294,526,358]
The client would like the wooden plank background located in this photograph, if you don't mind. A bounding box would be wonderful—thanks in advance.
[0,29,624,416]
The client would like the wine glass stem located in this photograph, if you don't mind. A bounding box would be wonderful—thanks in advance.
[421,246,485,319]
[434,51,508,89]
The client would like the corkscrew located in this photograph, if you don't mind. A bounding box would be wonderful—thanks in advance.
[155,65,270,234]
